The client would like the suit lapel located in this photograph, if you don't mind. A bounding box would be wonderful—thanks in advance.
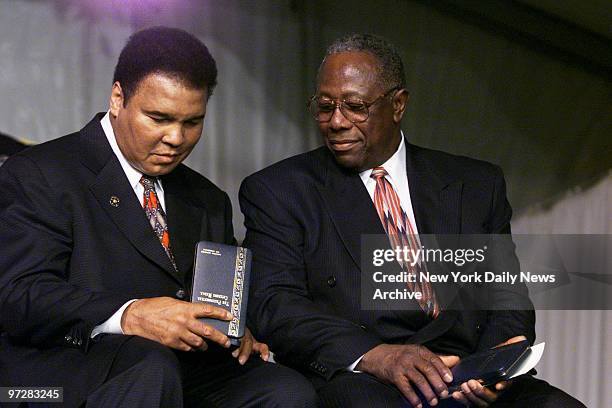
[405,142,462,235]
[405,141,463,313]
[316,150,386,269]
[80,115,182,284]
[161,170,207,280]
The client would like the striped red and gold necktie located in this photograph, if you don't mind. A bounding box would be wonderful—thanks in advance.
[140,175,178,272]
[371,167,439,318]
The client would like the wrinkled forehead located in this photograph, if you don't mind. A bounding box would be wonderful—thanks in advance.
[130,72,208,100]
[316,51,383,97]
[127,73,208,118]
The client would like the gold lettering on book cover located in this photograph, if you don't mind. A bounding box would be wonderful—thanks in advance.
[228,247,246,337]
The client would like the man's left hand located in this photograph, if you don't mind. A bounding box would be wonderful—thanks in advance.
[231,328,271,365]
[450,379,511,407]
[449,335,527,406]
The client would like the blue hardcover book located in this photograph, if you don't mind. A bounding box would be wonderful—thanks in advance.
[191,241,251,346]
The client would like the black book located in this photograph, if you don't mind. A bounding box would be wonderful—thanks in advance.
[191,241,251,346]
[448,340,531,392]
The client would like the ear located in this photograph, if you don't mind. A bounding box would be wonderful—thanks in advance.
[392,88,409,123]
[109,82,125,118]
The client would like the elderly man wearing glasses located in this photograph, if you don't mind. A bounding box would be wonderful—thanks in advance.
[240,34,584,407]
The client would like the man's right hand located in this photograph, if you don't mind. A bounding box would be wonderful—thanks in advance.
[121,297,232,351]
[356,344,459,408]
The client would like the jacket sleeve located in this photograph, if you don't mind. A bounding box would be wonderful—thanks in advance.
[240,175,382,380]
[477,165,535,350]
[0,155,132,351]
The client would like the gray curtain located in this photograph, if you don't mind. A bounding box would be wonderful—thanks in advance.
[512,173,612,407]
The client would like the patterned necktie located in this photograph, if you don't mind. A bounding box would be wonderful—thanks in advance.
[370,167,440,318]
[140,175,178,271]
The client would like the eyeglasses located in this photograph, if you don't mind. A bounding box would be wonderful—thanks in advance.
[307,86,399,123]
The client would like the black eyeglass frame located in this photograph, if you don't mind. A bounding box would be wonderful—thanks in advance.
[307,86,401,123]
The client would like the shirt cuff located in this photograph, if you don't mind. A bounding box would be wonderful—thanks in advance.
[90,299,138,338]
[347,354,365,372]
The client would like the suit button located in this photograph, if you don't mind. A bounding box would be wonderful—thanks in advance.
[327,276,337,288]
[176,288,186,299]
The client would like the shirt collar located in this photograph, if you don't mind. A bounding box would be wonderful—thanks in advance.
[100,111,163,192]
[359,131,406,184]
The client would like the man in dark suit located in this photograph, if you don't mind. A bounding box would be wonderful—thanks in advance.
[0,27,316,407]
[240,34,584,407]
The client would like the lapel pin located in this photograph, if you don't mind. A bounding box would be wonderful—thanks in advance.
[109,196,120,207]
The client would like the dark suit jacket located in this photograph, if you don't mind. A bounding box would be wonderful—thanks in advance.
[0,114,235,405]
[239,142,535,381]
[0,132,27,156]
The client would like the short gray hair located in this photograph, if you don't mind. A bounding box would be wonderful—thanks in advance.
[322,33,406,89]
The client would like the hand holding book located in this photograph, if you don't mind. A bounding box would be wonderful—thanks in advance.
[190,241,271,364]
[191,241,252,346]
[447,335,545,406]
[121,296,233,351]
[230,328,271,365]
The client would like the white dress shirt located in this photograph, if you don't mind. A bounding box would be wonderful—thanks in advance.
[349,132,419,371]
[91,112,166,338]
